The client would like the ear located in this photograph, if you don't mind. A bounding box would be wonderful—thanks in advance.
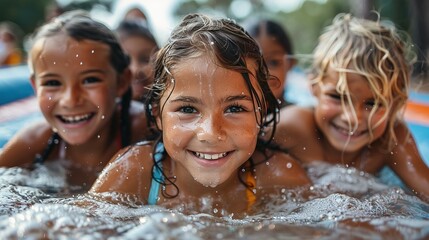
[29,74,38,93]
[116,68,132,97]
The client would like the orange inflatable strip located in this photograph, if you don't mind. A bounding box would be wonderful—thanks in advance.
[404,101,429,126]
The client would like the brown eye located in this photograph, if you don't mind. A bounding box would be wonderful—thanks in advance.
[42,79,61,87]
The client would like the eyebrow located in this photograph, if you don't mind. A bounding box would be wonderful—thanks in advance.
[170,94,253,104]
[38,69,106,78]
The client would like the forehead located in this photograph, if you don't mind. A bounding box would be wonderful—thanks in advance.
[256,35,285,54]
[171,55,258,89]
[31,33,111,70]
[324,66,375,96]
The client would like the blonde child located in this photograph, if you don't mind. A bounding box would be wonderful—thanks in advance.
[274,13,429,201]
[0,11,153,191]
[246,19,297,108]
[90,13,311,217]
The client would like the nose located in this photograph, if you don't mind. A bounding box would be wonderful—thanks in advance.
[60,85,82,108]
[196,113,227,143]
[340,103,363,129]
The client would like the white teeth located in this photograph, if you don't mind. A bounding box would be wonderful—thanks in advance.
[337,126,361,136]
[61,114,92,123]
[194,152,227,160]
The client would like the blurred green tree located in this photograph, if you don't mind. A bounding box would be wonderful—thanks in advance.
[0,0,51,37]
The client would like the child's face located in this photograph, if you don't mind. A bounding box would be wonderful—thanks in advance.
[120,35,157,101]
[157,55,261,187]
[254,35,291,100]
[313,67,388,152]
[30,34,126,145]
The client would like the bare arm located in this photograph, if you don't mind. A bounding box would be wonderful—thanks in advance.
[0,120,51,168]
[388,122,429,201]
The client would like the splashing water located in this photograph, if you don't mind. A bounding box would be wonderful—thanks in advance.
[0,162,428,239]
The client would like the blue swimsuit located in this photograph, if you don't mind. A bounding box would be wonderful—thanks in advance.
[147,142,164,205]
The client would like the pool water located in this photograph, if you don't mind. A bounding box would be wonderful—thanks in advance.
[0,162,428,239]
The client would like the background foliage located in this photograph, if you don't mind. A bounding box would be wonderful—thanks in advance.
[0,0,427,77]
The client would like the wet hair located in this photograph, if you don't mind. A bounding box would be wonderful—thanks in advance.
[247,19,294,57]
[310,13,415,150]
[29,10,132,164]
[144,13,280,198]
[116,19,159,50]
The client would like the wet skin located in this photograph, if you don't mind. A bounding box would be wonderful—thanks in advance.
[0,33,150,190]
[90,55,311,215]
[30,34,126,146]
[273,66,429,201]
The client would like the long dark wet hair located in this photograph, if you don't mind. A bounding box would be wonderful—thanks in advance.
[29,11,132,164]
[144,13,280,199]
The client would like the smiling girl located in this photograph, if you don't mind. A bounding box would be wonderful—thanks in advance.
[0,11,152,192]
[90,13,310,217]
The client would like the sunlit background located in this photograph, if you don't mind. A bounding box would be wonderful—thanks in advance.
[1,0,428,78]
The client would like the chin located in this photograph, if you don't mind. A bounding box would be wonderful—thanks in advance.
[194,175,224,188]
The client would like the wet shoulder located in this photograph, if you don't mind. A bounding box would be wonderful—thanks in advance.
[253,150,311,189]
[275,105,315,148]
[90,141,155,202]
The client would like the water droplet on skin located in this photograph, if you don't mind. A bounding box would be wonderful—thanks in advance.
[91,50,95,54]
[97,135,101,139]
[266,162,270,165]
[48,97,52,100]
[303,147,306,150]
[76,54,79,58]
[101,115,105,120]
[213,208,218,213]
[286,162,292,168]
[80,62,83,65]
[390,152,394,155]
[53,61,56,65]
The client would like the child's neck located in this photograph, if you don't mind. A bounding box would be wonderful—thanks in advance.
[61,113,120,172]
[160,159,251,217]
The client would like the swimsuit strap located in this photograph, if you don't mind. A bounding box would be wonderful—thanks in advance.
[148,142,165,205]
[33,132,61,165]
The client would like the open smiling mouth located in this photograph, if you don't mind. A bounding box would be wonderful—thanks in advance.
[57,113,95,124]
[192,151,230,160]
[332,123,366,137]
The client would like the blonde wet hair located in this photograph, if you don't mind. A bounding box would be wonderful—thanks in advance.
[310,13,415,150]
